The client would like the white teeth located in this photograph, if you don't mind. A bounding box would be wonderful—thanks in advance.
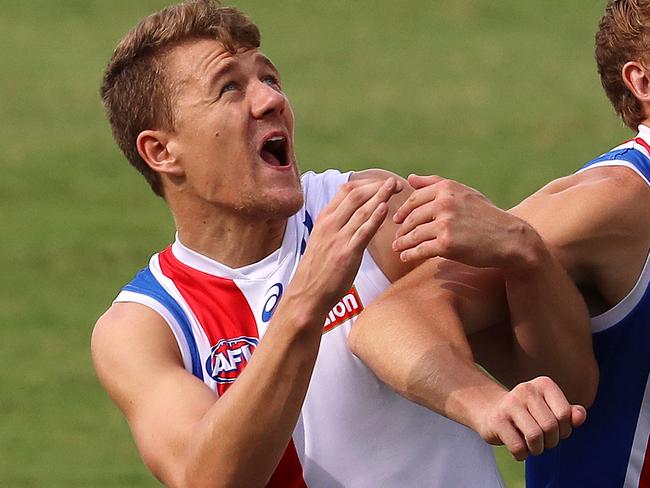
[267,136,285,142]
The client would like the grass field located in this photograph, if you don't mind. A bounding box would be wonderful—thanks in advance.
[1,1,623,486]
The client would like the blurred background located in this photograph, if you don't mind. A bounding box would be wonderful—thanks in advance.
[1,0,620,486]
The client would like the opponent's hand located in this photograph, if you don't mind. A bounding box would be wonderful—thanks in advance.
[475,376,586,461]
[393,174,542,269]
[291,177,402,316]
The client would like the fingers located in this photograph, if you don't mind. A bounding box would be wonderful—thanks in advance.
[526,395,560,450]
[407,174,446,189]
[492,419,529,462]
[571,405,587,428]
[509,405,545,457]
[324,181,379,226]
[349,202,389,250]
[394,200,438,239]
[340,177,399,231]
[539,378,574,440]
[294,177,401,308]
[393,182,439,224]
[393,217,439,252]
[395,231,441,262]
[329,178,400,230]
[495,377,584,460]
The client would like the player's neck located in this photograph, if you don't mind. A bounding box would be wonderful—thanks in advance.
[173,206,287,269]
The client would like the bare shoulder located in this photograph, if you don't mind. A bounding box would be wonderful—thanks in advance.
[92,303,216,485]
[512,165,649,305]
[91,302,184,413]
[523,165,649,221]
[543,165,647,197]
[513,165,650,248]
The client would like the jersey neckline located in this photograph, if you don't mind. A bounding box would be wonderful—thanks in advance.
[170,215,300,281]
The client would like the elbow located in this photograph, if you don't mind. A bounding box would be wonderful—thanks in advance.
[347,310,378,362]
[347,320,364,358]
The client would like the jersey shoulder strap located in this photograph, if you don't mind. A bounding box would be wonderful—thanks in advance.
[581,139,650,185]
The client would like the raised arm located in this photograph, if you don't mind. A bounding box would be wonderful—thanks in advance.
[510,166,650,311]
[349,173,597,460]
[91,178,400,488]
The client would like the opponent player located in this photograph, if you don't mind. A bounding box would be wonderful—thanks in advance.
[92,1,595,486]
[350,1,649,485]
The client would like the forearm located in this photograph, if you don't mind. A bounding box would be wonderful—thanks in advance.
[350,261,587,460]
[183,293,325,488]
[182,178,400,487]
[503,241,598,406]
[349,269,504,430]
[400,331,509,433]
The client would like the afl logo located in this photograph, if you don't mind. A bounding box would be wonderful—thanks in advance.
[205,336,259,384]
[262,283,283,322]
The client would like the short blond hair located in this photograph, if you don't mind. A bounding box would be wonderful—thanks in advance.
[100,0,260,196]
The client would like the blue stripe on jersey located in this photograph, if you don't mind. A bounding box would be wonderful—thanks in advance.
[582,146,650,182]
[526,147,650,487]
[526,289,650,486]
[123,267,204,381]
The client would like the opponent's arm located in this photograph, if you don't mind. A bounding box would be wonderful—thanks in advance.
[487,165,650,391]
[510,166,650,310]
[92,178,400,488]
[349,173,595,460]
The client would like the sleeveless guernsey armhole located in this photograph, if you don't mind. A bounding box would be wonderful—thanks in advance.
[114,290,194,373]
[591,252,650,333]
[577,146,650,186]
[576,148,650,333]
[577,160,650,186]
[114,267,204,380]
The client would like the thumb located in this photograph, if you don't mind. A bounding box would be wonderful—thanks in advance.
[570,405,587,428]
[407,174,446,189]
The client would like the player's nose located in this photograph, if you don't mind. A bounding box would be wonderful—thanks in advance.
[250,80,286,119]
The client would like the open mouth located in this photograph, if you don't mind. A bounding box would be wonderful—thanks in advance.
[260,136,289,167]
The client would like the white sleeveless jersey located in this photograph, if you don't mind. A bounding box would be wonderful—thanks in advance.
[115,169,503,488]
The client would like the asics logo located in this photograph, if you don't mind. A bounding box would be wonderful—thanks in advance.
[262,283,283,322]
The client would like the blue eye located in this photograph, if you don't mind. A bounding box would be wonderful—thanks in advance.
[220,81,238,95]
[263,75,281,89]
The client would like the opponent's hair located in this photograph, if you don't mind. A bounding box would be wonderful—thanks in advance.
[100,0,260,196]
[596,0,650,130]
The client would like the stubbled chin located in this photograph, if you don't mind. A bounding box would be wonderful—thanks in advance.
[266,187,304,218]
[237,185,304,220]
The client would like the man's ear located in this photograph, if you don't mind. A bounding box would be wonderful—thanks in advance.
[136,130,184,177]
[622,61,650,104]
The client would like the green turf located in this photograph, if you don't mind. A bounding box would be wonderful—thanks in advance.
[1,0,621,486]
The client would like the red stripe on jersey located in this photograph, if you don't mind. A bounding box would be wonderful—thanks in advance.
[268,441,308,488]
[158,247,307,488]
[639,436,650,488]
[633,138,650,155]
[159,247,259,396]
